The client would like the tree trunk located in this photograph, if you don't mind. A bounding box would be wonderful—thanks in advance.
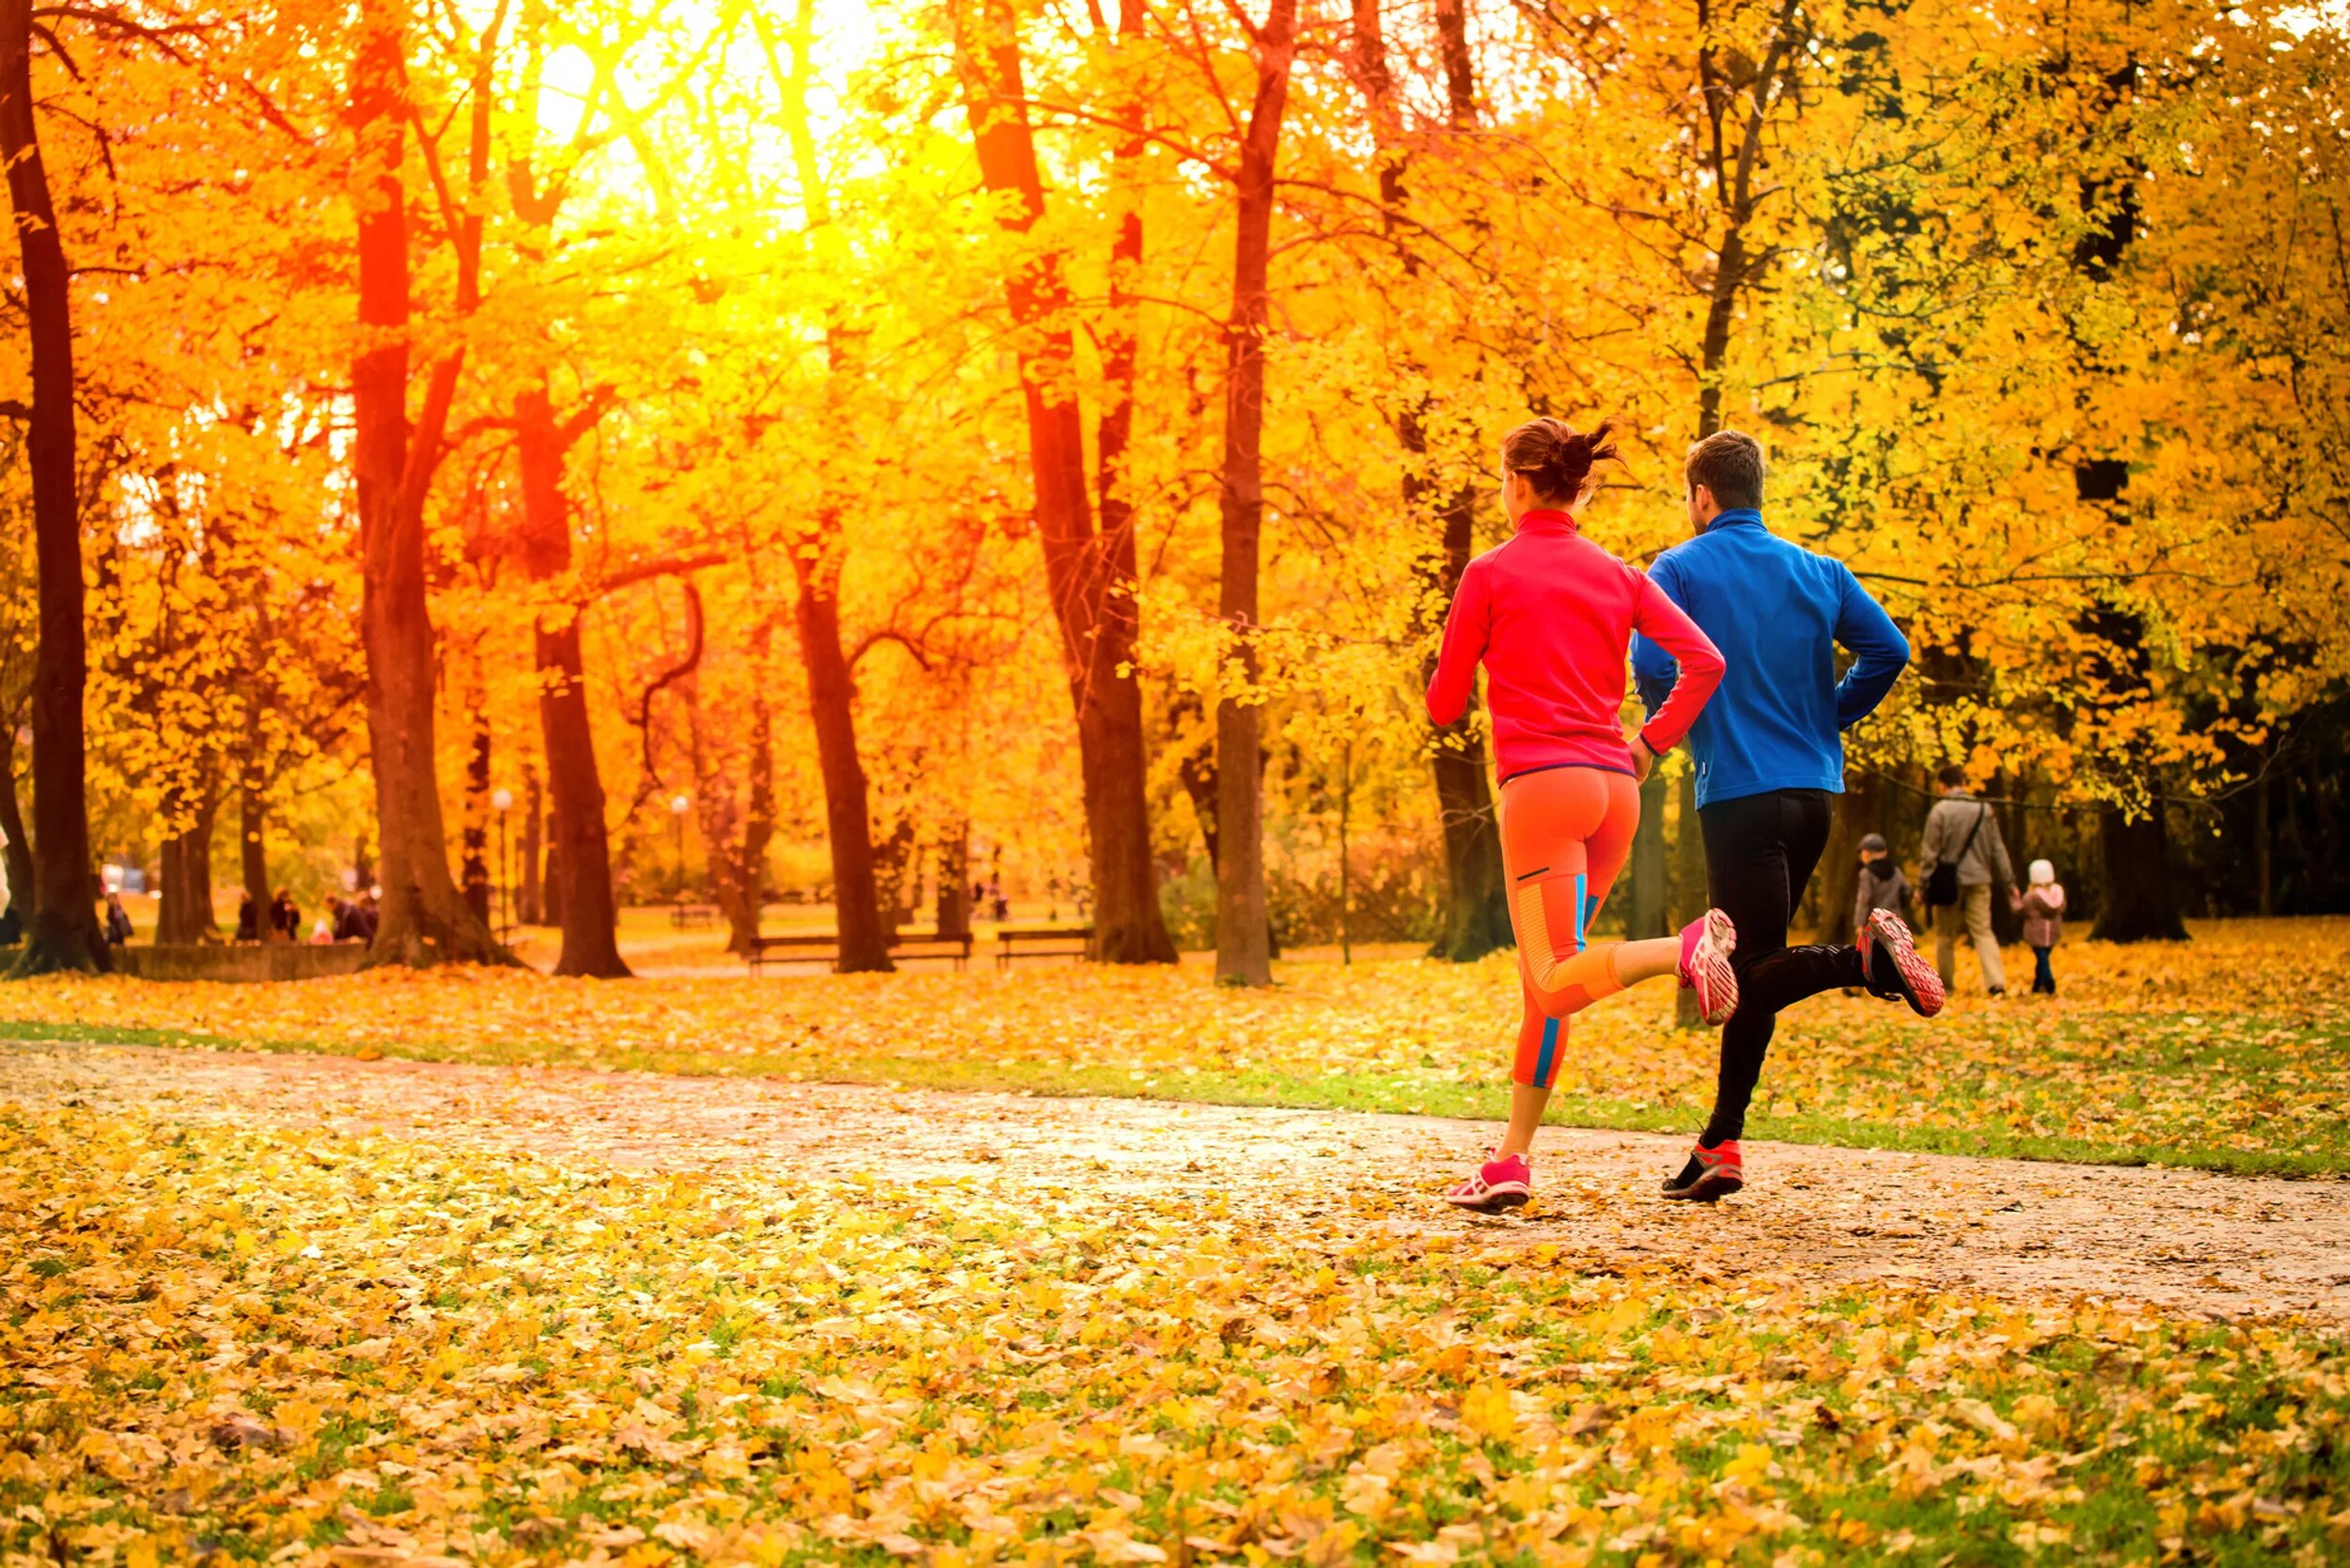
[0,717,34,923]
[1348,0,1505,963]
[951,0,1175,965]
[1210,0,1298,990]
[520,762,543,923]
[542,833,564,932]
[240,778,271,940]
[349,0,507,968]
[2255,746,2273,917]
[1816,770,1883,948]
[1672,771,1708,1026]
[873,815,917,941]
[155,792,219,946]
[701,680,774,958]
[462,690,492,925]
[935,823,972,940]
[1,0,103,975]
[513,384,629,978]
[791,539,891,973]
[2092,802,2188,942]
[1625,775,1669,939]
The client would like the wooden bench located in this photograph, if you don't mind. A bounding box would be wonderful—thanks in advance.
[668,903,719,929]
[745,930,974,974]
[995,926,1093,969]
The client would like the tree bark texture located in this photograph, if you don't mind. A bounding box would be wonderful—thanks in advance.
[0,717,34,923]
[1211,0,1298,989]
[349,0,506,968]
[2092,801,2189,942]
[513,385,629,978]
[1,0,104,974]
[951,0,1175,964]
[791,537,892,973]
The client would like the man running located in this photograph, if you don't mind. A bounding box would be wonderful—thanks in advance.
[1632,430,1945,1202]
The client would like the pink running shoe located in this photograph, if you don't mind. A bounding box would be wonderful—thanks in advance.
[1661,1139,1744,1201]
[1445,1150,1532,1213]
[1857,907,1945,1018]
[1677,909,1739,1027]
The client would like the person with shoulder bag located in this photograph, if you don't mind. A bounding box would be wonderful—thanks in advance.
[1917,765,2018,996]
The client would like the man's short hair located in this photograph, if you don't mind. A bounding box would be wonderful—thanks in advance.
[1684,430,1764,510]
[1936,763,1966,789]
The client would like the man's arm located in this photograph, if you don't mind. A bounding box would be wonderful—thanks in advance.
[1831,564,1909,729]
[1630,555,1685,720]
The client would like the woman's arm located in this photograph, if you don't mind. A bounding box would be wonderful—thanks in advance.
[1630,574,1724,754]
[1425,560,1490,728]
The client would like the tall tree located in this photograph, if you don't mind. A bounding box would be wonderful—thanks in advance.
[0,0,104,974]
[950,0,1176,965]
[1210,0,1299,989]
[512,385,632,977]
[762,0,897,973]
[349,0,507,967]
[1346,0,1510,962]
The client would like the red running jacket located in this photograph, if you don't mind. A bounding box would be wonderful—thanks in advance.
[1426,510,1725,782]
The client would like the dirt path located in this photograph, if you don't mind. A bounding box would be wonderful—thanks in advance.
[6,1039,2345,1326]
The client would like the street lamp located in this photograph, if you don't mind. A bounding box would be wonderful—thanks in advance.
[491,788,514,940]
[669,793,691,907]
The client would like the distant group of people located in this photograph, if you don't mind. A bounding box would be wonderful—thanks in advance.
[1855,765,2067,997]
[228,886,381,945]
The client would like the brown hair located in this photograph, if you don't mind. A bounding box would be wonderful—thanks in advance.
[1684,429,1764,510]
[1501,416,1622,505]
[1935,763,1967,789]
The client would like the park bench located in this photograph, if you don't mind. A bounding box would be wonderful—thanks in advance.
[744,930,974,974]
[995,926,1092,969]
[668,902,719,929]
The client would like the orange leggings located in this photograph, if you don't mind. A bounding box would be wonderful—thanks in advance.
[1498,766,1640,1089]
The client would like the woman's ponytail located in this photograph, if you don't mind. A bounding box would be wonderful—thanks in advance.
[1501,416,1622,504]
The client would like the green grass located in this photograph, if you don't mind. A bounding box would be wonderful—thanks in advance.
[7,1007,2346,1179]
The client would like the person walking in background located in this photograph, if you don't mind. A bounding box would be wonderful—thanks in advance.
[235,891,260,943]
[1432,416,1734,1214]
[1633,429,1944,1204]
[1918,765,2017,996]
[103,891,133,947]
[2013,858,2066,995]
[1852,832,1909,934]
[270,887,302,943]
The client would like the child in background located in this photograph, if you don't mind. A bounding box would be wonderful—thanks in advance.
[1852,833,1908,934]
[2013,859,2066,995]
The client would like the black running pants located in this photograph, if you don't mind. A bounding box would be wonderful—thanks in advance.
[1697,788,1866,1143]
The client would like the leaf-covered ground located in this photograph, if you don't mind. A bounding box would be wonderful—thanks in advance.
[4,919,2345,1175]
[5,1093,2348,1568]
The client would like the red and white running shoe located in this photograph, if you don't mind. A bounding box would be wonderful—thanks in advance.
[1858,908,1945,1018]
[1677,908,1739,1026]
[1661,1139,1744,1201]
[1445,1150,1532,1213]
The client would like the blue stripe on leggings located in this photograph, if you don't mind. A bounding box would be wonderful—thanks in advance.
[1574,874,1588,950]
[1533,1016,1559,1087]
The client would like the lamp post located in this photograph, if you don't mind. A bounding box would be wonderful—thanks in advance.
[491,788,514,941]
[669,792,691,907]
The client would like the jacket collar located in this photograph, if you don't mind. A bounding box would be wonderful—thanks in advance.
[1515,509,1580,537]
[1701,508,1765,535]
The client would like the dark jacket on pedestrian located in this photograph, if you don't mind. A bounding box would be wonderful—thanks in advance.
[1853,857,1909,933]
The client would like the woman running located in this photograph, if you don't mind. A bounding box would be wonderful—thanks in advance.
[1426,416,1736,1213]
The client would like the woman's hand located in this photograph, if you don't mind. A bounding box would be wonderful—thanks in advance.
[1627,731,1657,783]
